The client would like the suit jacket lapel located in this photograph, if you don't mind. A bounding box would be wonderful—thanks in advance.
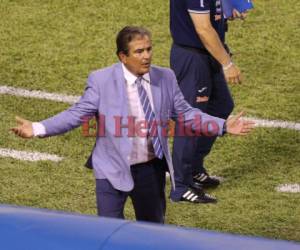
[149,67,162,118]
[112,63,129,118]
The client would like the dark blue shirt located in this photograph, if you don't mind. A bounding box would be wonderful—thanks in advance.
[170,0,226,50]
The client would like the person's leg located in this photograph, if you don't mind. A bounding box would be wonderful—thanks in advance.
[130,158,167,223]
[171,134,196,200]
[170,44,213,201]
[95,179,127,219]
[205,60,234,119]
[192,59,234,185]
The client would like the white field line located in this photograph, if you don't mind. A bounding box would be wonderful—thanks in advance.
[0,85,79,104]
[242,117,300,131]
[1,85,300,131]
[0,148,63,162]
[276,184,300,193]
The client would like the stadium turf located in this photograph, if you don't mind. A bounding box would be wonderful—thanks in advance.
[0,0,299,241]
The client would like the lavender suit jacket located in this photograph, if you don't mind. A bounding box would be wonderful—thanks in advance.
[41,63,225,191]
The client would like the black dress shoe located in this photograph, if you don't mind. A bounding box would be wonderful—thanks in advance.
[180,188,217,204]
[193,173,220,188]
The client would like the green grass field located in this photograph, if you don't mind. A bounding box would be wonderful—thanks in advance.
[0,0,299,242]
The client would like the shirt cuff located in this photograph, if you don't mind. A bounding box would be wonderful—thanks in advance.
[215,119,225,136]
[32,122,46,137]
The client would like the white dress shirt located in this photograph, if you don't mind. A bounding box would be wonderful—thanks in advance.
[122,64,156,165]
[32,63,156,165]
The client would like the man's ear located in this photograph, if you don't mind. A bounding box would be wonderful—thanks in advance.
[118,52,127,64]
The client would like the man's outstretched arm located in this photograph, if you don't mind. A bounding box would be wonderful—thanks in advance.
[170,70,255,136]
[11,73,100,138]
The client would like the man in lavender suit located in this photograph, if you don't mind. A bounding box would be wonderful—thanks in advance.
[11,26,254,223]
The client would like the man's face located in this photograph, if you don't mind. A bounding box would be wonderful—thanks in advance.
[119,35,152,76]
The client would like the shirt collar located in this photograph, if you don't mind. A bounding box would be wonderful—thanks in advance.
[122,63,150,86]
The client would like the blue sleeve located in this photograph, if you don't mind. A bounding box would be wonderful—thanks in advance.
[187,0,210,13]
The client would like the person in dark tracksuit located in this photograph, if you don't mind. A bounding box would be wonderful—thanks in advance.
[170,0,242,203]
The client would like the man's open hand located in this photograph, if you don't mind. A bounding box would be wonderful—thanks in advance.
[223,63,242,84]
[11,116,34,138]
[226,112,255,135]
